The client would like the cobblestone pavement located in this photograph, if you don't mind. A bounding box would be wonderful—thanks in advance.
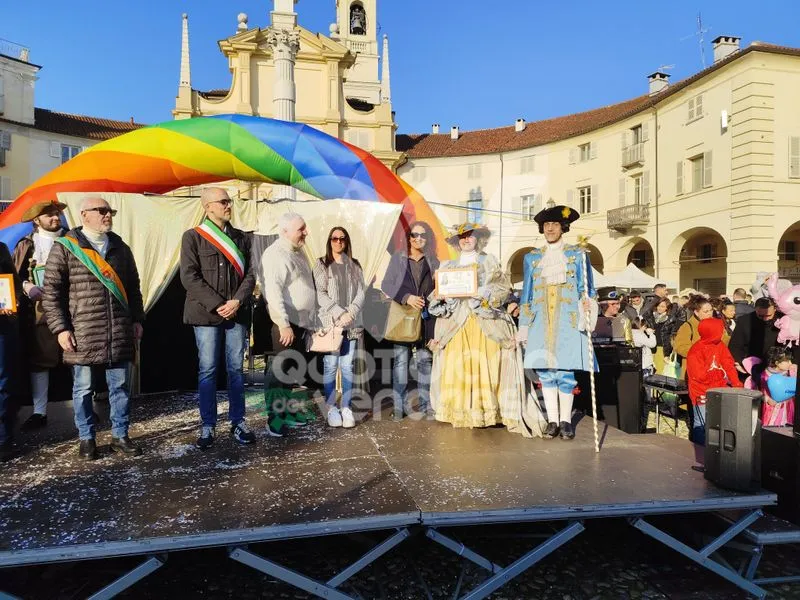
[4,518,800,599]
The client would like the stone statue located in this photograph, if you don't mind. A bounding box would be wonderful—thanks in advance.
[350,5,366,35]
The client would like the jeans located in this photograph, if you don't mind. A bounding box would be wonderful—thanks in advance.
[0,326,18,446]
[323,337,356,408]
[392,344,432,417]
[73,363,131,440]
[691,402,707,446]
[194,322,247,427]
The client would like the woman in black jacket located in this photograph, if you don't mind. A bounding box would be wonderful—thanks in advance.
[380,221,439,420]
[644,297,677,373]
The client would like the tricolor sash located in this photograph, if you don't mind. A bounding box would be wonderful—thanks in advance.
[194,219,246,279]
[55,236,129,313]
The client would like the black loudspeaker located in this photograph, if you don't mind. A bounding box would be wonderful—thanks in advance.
[704,388,762,492]
[761,427,799,524]
[593,345,643,434]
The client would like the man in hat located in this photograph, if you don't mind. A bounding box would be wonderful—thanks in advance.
[593,287,622,339]
[12,200,67,431]
[518,205,597,440]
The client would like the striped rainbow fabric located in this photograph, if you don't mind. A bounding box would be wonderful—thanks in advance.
[0,114,452,259]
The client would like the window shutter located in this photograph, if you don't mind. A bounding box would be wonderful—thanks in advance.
[0,77,4,114]
[618,178,626,207]
[590,142,598,160]
[49,141,60,158]
[696,95,703,117]
[0,131,9,151]
[676,161,683,195]
[790,137,800,178]
[566,189,574,208]
[641,122,649,142]
[568,149,577,165]
[641,171,650,204]
[0,176,11,200]
[81,145,89,154]
[703,151,713,187]
[620,131,628,150]
[688,98,695,121]
[590,184,598,212]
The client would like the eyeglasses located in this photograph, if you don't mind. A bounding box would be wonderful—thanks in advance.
[82,207,117,217]
[410,232,427,239]
[209,199,232,207]
[330,236,347,243]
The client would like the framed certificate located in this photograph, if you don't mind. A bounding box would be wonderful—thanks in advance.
[32,265,45,288]
[435,266,478,298]
[0,274,17,313]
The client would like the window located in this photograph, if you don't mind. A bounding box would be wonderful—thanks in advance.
[467,188,483,223]
[688,95,704,122]
[784,240,798,262]
[790,137,800,178]
[633,176,642,204]
[579,143,591,162]
[631,125,643,145]
[467,164,482,179]
[0,131,9,151]
[578,186,592,214]
[632,172,650,204]
[697,243,716,264]
[61,144,81,164]
[520,156,535,174]
[521,193,539,220]
[690,152,712,191]
[0,76,4,114]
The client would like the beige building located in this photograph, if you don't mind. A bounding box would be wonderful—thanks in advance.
[397,38,800,296]
[0,39,142,204]
[172,0,402,183]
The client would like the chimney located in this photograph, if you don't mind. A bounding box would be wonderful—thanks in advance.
[712,35,741,63]
[451,126,459,140]
[432,123,440,134]
[647,71,670,96]
[515,118,526,132]
[130,117,135,124]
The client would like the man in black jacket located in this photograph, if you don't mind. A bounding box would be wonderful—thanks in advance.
[728,297,782,380]
[180,188,256,450]
[0,242,21,462]
[732,288,755,319]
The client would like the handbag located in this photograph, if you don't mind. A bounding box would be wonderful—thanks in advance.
[384,301,422,343]
[659,351,681,415]
[306,326,344,353]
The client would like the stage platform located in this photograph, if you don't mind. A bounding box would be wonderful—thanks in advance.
[0,392,778,599]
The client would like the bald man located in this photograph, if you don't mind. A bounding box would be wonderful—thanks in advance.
[180,187,256,450]
[42,194,144,460]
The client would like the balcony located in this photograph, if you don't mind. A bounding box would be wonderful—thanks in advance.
[607,203,650,232]
[621,142,644,168]
[0,39,29,62]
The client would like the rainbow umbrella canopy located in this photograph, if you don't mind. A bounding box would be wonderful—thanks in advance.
[0,114,451,259]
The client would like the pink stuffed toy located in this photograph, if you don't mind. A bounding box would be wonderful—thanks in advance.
[767,273,800,346]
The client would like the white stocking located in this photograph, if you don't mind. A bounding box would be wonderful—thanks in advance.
[558,389,574,425]
[31,371,49,416]
[542,386,559,425]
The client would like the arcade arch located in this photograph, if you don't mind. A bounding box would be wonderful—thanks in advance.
[667,227,728,296]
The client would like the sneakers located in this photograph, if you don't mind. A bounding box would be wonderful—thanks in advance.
[341,407,355,428]
[196,426,215,450]
[20,413,47,432]
[327,406,343,427]
[266,416,285,438]
[231,421,256,445]
[284,413,306,428]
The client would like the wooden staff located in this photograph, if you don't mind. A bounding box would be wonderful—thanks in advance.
[578,236,600,453]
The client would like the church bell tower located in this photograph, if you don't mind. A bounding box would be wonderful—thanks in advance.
[332,0,381,104]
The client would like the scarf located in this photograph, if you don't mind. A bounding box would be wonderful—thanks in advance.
[32,228,63,265]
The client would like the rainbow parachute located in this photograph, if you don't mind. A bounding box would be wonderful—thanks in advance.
[0,114,449,258]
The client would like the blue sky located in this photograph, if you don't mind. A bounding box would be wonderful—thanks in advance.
[3,0,799,134]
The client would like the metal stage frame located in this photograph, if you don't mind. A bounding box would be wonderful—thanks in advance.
[0,394,779,599]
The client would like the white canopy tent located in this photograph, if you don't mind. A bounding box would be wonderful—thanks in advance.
[600,262,676,291]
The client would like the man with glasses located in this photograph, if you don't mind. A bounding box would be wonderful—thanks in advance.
[42,194,145,460]
[180,187,256,450]
[729,296,783,381]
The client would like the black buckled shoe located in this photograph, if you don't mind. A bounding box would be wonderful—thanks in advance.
[110,436,142,456]
[79,439,98,461]
[559,421,575,440]
[20,413,47,432]
[543,422,560,439]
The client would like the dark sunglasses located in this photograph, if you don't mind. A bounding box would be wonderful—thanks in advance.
[409,232,427,239]
[82,207,117,217]
[209,199,232,206]
[330,236,347,242]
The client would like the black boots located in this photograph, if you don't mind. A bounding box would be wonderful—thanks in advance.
[111,436,143,456]
[79,439,98,461]
[559,421,575,440]
[543,422,560,439]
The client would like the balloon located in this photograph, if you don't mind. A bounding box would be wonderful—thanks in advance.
[766,373,796,403]
[0,115,451,259]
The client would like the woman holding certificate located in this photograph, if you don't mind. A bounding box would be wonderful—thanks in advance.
[428,223,545,437]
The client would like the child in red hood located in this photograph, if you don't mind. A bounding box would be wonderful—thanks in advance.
[686,318,743,445]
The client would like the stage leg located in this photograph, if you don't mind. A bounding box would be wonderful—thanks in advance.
[630,510,767,599]
[425,528,502,573]
[86,554,166,600]
[229,527,412,600]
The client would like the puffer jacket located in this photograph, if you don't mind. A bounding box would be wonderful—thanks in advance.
[42,227,144,365]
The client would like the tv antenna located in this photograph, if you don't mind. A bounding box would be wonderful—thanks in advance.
[656,64,675,73]
[681,12,711,68]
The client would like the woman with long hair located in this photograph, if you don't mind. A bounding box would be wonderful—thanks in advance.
[312,226,365,428]
[644,297,677,373]
[380,221,439,420]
